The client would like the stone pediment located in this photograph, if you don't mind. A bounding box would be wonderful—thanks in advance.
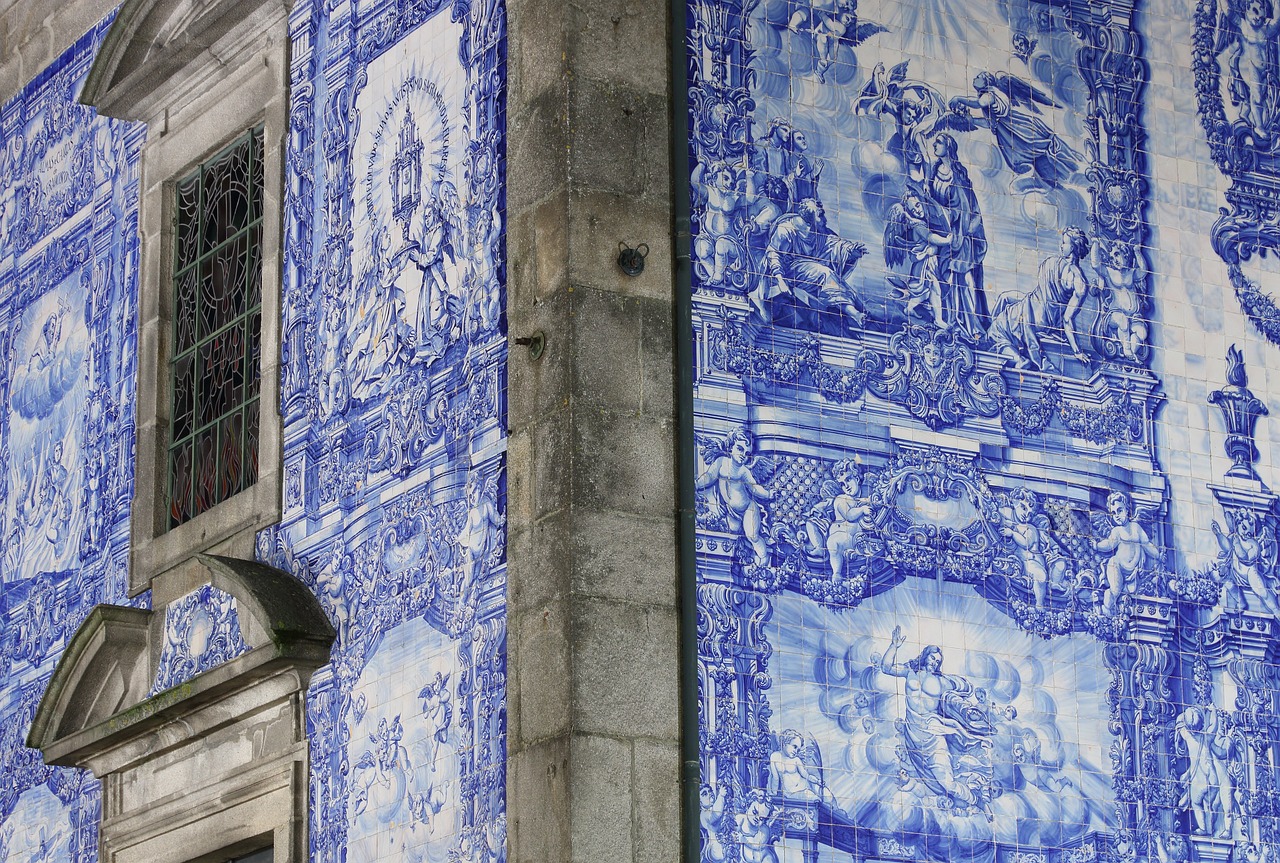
[79,0,288,120]
[27,556,334,776]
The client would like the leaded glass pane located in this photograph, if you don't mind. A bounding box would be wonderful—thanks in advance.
[246,226,262,309]
[173,353,194,441]
[218,412,243,500]
[167,127,263,529]
[194,427,217,515]
[175,268,198,354]
[169,442,193,529]
[175,175,201,272]
[243,399,259,492]
[202,137,251,251]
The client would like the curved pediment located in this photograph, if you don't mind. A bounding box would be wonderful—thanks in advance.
[27,557,334,771]
[80,0,287,120]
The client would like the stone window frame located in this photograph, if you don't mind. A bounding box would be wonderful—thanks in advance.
[81,0,289,596]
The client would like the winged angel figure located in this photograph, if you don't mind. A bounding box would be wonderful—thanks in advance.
[1213,0,1280,137]
[768,729,841,808]
[857,61,952,181]
[1089,491,1162,614]
[948,71,1082,191]
[1213,507,1280,616]
[771,0,888,83]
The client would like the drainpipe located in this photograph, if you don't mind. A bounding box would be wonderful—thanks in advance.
[669,0,699,860]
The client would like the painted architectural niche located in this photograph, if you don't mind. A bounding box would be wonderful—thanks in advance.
[689,1,1280,863]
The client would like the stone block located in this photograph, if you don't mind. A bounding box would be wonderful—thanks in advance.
[639,294,676,419]
[572,409,676,519]
[566,0,670,95]
[508,509,573,614]
[507,92,570,210]
[569,734,635,863]
[571,598,680,739]
[567,84,670,199]
[506,284,572,432]
[566,191,673,301]
[570,509,677,607]
[571,287,643,413]
[532,409,575,520]
[508,737,571,863]
[632,739,682,863]
[513,603,572,745]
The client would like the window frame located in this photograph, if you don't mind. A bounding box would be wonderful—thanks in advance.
[166,125,266,529]
[127,24,287,595]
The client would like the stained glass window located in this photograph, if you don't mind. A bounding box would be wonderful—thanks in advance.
[168,128,263,529]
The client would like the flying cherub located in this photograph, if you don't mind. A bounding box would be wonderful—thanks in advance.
[776,0,888,83]
[856,61,948,180]
[419,670,453,770]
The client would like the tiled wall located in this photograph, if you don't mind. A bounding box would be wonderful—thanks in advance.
[0,19,143,862]
[688,0,1280,861]
[0,0,506,859]
[261,0,507,858]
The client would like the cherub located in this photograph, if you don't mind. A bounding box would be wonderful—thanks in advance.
[856,61,947,180]
[419,670,453,770]
[803,460,873,582]
[315,549,352,642]
[692,159,747,285]
[1213,508,1280,616]
[351,716,411,817]
[1093,491,1162,614]
[1219,0,1280,134]
[696,427,774,565]
[767,729,838,806]
[998,487,1068,608]
[699,783,729,863]
[883,187,951,325]
[735,790,781,863]
[790,0,887,84]
[1090,238,1148,362]
[457,472,505,589]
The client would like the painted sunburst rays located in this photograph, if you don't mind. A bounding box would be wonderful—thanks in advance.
[766,583,1116,842]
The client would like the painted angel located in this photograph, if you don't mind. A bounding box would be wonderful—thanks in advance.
[998,487,1069,608]
[696,426,776,565]
[1213,508,1280,616]
[351,715,411,818]
[947,71,1082,190]
[458,471,505,589]
[768,729,839,807]
[802,460,873,582]
[1216,0,1280,135]
[419,670,453,770]
[1091,491,1162,614]
[779,0,887,83]
[1090,237,1148,362]
[692,159,748,285]
[1175,702,1244,838]
[883,187,951,325]
[855,61,948,180]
